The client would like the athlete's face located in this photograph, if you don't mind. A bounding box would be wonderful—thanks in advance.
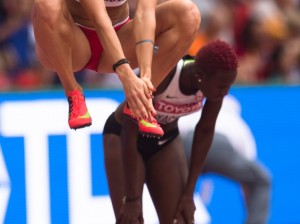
[201,70,237,101]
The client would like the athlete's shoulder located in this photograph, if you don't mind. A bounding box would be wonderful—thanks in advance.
[182,54,195,61]
[182,55,195,65]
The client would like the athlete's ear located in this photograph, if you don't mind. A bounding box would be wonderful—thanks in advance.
[196,71,206,81]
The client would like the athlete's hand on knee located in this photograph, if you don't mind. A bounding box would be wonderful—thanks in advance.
[117,200,143,224]
[174,194,196,224]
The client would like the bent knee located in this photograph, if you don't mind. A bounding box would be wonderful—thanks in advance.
[32,1,67,28]
[173,0,201,40]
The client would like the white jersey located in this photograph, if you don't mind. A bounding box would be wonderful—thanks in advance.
[75,0,127,7]
[154,59,204,124]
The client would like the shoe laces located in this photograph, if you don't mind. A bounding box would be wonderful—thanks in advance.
[68,93,84,117]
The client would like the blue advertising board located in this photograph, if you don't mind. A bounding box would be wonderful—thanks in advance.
[0,86,299,224]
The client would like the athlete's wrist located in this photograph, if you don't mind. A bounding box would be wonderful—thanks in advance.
[122,195,141,204]
[115,63,134,80]
[139,68,152,80]
[113,58,130,72]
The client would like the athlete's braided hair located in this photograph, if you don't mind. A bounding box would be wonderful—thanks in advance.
[195,40,238,75]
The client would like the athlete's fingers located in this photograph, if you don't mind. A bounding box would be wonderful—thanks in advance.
[140,83,156,117]
[183,209,194,224]
[116,213,123,224]
[138,93,155,120]
[138,214,144,224]
[142,98,154,120]
[127,96,146,120]
[145,98,155,119]
[139,87,154,120]
[141,77,156,98]
[173,211,180,224]
[138,100,149,120]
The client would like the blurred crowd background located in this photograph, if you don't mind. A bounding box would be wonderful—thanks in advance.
[0,0,300,92]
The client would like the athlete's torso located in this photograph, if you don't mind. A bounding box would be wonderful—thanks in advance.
[154,59,204,126]
[67,0,129,28]
[74,0,127,7]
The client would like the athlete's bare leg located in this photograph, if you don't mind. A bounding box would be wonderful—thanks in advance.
[103,134,124,215]
[103,132,146,218]
[146,137,189,223]
[100,0,201,87]
[31,0,90,94]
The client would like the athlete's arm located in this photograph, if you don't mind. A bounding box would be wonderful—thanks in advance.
[174,99,223,223]
[186,99,222,192]
[134,0,158,92]
[79,0,155,120]
[79,0,128,65]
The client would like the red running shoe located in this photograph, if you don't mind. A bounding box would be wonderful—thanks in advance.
[67,90,92,130]
[123,104,164,138]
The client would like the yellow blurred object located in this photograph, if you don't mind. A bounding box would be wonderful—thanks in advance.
[261,16,288,40]
[187,33,209,56]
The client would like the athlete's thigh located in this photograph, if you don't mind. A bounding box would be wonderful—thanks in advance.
[103,134,125,216]
[70,26,92,71]
[34,14,91,71]
[35,27,91,72]
[98,2,181,73]
[115,1,180,59]
[98,20,137,72]
[145,137,188,222]
[98,0,192,72]
[154,0,191,32]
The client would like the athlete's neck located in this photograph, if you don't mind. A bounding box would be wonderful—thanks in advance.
[179,63,199,95]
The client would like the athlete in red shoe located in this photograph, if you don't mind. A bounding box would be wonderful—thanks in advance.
[103,40,238,223]
[67,89,92,129]
[31,0,200,131]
